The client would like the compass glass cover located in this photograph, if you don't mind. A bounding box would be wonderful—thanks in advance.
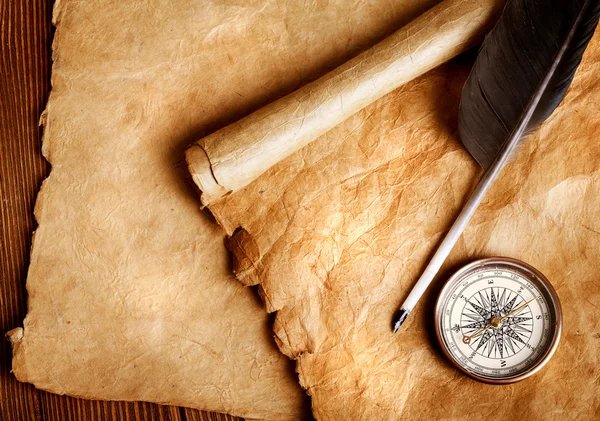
[437,261,559,381]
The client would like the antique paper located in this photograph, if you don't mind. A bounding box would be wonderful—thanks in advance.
[5,0,460,418]
[204,28,600,421]
[7,0,311,419]
[186,0,503,206]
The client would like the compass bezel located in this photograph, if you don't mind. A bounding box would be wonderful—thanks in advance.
[434,257,562,385]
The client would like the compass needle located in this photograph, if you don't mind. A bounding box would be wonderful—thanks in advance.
[499,298,536,322]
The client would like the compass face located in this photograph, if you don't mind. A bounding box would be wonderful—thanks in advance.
[436,258,562,383]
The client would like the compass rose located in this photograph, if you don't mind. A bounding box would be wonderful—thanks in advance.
[460,287,533,359]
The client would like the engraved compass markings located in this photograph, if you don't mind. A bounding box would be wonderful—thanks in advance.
[493,327,504,358]
[505,326,527,344]
[460,286,534,359]
[474,329,493,351]
[469,301,489,319]
[500,295,518,315]
[505,316,532,326]
[510,321,533,339]
[490,288,499,316]
[461,320,488,330]
[503,331,517,355]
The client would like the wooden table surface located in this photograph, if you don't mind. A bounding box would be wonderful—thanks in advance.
[0,1,242,420]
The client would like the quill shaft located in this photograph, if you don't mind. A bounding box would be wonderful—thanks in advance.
[393,0,589,333]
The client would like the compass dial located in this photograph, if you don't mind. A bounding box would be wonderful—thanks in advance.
[435,258,562,383]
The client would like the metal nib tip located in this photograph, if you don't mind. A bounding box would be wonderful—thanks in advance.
[392,309,410,334]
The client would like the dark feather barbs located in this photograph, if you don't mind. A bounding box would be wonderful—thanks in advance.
[458,0,600,169]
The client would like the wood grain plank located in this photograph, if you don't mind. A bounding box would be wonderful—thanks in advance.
[0,0,50,419]
[183,408,240,421]
[0,1,241,420]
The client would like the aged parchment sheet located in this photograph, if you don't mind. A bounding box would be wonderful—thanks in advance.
[205,29,600,421]
[6,0,453,418]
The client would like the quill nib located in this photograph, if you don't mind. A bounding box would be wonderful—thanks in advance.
[392,309,410,333]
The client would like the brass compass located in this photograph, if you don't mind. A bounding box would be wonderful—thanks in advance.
[435,257,562,384]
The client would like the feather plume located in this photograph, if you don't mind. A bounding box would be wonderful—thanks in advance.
[458,0,600,169]
[393,0,600,332]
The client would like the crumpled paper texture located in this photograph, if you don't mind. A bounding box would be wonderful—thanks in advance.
[206,31,600,421]
[6,0,450,418]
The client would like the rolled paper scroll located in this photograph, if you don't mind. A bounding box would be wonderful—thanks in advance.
[186,0,503,205]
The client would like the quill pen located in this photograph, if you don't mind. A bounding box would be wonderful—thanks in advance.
[393,0,600,332]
